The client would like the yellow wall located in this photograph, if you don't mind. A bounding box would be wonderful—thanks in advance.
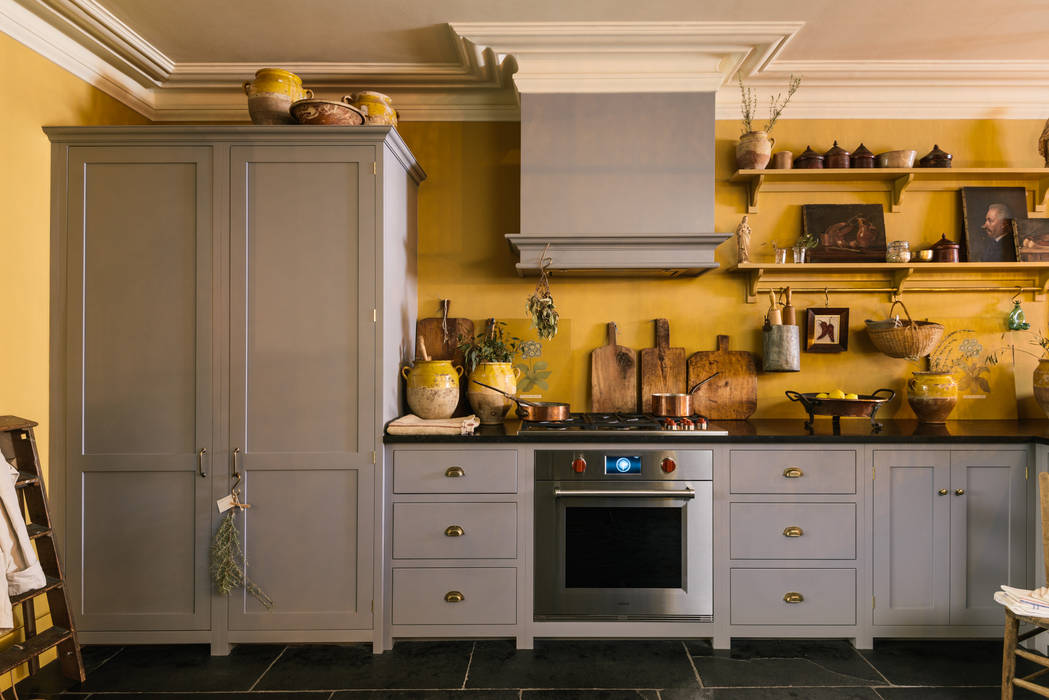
[398,118,1049,420]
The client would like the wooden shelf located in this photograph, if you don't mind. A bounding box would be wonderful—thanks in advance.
[729,168,1049,214]
[726,261,1049,303]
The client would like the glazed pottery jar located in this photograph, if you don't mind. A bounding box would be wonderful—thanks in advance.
[243,68,312,124]
[735,131,775,170]
[907,371,958,423]
[1033,359,1049,418]
[824,141,851,169]
[851,143,875,168]
[467,362,520,425]
[401,360,462,419]
[349,91,398,127]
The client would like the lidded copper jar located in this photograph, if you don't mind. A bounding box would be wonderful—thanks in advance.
[918,144,953,168]
[794,145,824,169]
[930,234,960,262]
[824,141,851,169]
[851,143,875,168]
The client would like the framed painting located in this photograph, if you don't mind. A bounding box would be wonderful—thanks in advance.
[801,204,887,262]
[1012,218,1049,262]
[805,307,849,353]
[961,186,1027,262]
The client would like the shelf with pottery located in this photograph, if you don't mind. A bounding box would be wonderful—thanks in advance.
[729,168,1049,214]
[726,261,1049,303]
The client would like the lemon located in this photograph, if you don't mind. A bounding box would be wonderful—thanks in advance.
[845,393,859,400]
[815,392,828,399]
[829,389,846,400]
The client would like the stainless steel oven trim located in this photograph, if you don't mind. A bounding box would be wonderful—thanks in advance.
[554,487,696,499]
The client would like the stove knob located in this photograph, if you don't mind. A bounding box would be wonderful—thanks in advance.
[695,416,708,430]
[680,418,694,431]
[571,457,587,474]
[661,457,677,474]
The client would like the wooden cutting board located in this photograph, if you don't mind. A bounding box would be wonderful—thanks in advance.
[687,335,757,420]
[590,322,638,413]
[415,300,473,416]
[639,318,686,413]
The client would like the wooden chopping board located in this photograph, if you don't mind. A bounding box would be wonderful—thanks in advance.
[639,318,686,413]
[415,300,473,416]
[687,335,757,420]
[591,322,638,413]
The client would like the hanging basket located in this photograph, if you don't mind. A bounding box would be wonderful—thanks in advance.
[865,299,944,360]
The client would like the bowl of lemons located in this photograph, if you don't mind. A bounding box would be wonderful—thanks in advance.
[785,388,895,432]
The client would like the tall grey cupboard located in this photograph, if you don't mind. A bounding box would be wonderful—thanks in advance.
[46,127,423,652]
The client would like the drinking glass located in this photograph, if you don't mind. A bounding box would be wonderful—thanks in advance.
[774,246,788,264]
[792,245,807,264]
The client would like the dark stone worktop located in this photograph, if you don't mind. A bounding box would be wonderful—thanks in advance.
[384,418,1049,445]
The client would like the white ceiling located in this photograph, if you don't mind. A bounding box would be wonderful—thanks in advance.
[4,0,1049,121]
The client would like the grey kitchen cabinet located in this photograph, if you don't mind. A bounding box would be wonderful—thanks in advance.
[872,448,1027,627]
[47,127,423,647]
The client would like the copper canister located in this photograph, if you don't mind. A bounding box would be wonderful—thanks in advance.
[824,141,851,169]
[930,234,960,262]
[851,143,875,168]
[794,145,824,169]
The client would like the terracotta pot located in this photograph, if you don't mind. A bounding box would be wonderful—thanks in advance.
[736,131,775,170]
[1033,359,1049,418]
[907,371,958,423]
[401,360,462,419]
[467,362,520,424]
[243,68,313,124]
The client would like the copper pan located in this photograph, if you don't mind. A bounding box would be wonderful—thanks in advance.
[651,372,719,417]
[470,379,571,422]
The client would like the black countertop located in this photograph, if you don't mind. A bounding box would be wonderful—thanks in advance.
[384,418,1049,444]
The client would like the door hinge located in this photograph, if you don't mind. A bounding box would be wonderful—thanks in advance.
[372,308,377,323]
[371,599,374,613]
[372,162,377,175]
[371,450,376,464]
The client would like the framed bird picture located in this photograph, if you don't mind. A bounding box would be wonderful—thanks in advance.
[805,307,849,353]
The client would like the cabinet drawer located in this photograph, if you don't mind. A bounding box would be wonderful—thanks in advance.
[730,450,856,494]
[394,450,517,494]
[393,502,517,559]
[730,568,856,625]
[392,567,516,625]
[730,503,856,559]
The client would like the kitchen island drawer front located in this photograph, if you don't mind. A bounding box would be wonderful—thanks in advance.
[393,502,517,559]
[394,450,517,493]
[730,450,856,494]
[392,567,516,625]
[730,568,856,625]
[730,503,856,560]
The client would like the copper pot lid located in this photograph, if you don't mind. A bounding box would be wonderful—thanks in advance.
[824,140,850,158]
[931,233,960,250]
[919,144,953,165]
[852,143,874,158]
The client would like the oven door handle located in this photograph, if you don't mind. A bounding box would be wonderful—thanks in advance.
[553,487,695,500]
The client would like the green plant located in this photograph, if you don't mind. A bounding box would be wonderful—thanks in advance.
[458,319,519,373]
[738,74,802,135]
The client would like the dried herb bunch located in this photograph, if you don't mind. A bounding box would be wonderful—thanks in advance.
[458,319,519,373]
[527,259,559,339]
[210,509,273,609]
[738,73,802,134]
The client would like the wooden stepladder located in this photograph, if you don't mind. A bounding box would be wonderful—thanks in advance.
[0,416,84,683]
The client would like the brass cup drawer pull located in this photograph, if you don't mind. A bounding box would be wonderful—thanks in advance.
[445,466,465,478]
[783,591,804,604]
[783,467,804,478]
[444,590,464,603]
[444,525,465,537]
[955,488,965,496]
[938,489,948,496]
[783,526,804,537]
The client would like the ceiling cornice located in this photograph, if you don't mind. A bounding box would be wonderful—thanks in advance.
[3,2,1049,121]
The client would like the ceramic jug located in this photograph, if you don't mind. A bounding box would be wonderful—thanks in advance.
[907,371,958,423]
[466,362,520,425]
[348,91,398,127]
[243,68,313,124]
[401,360,462,420]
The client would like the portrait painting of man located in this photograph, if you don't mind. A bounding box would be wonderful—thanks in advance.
[961,187,1028,262]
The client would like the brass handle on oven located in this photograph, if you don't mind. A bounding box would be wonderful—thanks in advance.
[783,467,804,478]
[445,466,465,478]
[444,525,464,537]
[783,592,804,604]
[444,591,464,603]
[783,526,804,538]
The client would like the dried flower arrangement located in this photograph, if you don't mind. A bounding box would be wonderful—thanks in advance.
[738,74,802,135]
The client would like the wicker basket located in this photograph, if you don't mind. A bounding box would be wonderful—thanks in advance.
[865,299,944,360]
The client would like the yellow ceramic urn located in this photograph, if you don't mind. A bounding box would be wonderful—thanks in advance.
[401,360,462,420]
[348,91,398,127]
[243,68,313,124]
[907,371,958,423]
[467,362,520,425]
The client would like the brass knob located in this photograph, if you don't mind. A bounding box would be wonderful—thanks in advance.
[955,488,965,496]
[445,466,465,478]
[444,591,464,603]
[938,489,948,496]
[783,591,804,604]
[783,467,804,478]
[783,526,804,538]
[444,525,464,537]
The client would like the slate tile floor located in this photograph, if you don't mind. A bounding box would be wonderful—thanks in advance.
[11,639,1042,699]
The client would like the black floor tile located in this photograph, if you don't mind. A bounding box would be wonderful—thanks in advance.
[861,640,1031,687]
[89,694,329,699]
[875,687,1003,699]
[80,644,124,673]
[333,692,518,699]
[710,689,881,699]
[522,691,661,700]
[77,643,284,692]
[255,641,473,691]
[14,645,122,698]
[466,639,699,690]
[689,639,884,688]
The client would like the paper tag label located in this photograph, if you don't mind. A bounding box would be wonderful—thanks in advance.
[217,494,235,513]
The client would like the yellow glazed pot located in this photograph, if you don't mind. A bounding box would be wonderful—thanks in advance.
[907,371,958,423]
[243,68,313,125]
[401,360,462,420]
[736,130,775,170]
[1033,359,1049,418]
[467,362,520,425]
[348,91,398,127]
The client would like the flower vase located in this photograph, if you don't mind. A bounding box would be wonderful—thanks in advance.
[907,371,958,423]
[1033,359,1049,418]
[736,131,775,170]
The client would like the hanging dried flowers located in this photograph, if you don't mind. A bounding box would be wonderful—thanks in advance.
[527,245,559,339]
[209,486,273,609]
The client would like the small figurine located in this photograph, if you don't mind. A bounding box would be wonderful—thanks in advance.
[736,215,752,264]
[1008,299,1031,331]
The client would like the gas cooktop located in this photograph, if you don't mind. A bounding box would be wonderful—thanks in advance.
[518,412,729,436]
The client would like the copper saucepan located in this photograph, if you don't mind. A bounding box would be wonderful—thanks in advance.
[651,372,720,417]
[470,379,571,422]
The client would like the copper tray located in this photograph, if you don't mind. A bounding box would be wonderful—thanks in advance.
[785,388,895,432]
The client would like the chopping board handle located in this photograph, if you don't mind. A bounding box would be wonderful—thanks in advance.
[606,321,618,346]
[654,318,670,349]
[716,335,730,353]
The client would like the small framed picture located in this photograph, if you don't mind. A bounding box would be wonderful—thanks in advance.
[801,204,887,262]
[961,186,1028,262]
[1012,218,1049,262]
[805,307,849,353]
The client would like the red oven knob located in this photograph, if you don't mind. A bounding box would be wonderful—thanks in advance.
[661,457,677,474]
[571,457,587,474]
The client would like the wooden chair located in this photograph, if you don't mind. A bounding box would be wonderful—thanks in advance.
[1002,471,1049,698]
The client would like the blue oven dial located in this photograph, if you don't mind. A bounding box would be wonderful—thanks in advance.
[604,455,641,475]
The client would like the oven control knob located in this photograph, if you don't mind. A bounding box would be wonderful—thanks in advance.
[571,457,587,474]
[661,457,677,474]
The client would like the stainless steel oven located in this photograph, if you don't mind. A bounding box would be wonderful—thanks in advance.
[534,449,713,621]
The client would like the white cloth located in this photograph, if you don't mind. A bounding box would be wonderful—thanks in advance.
[995,585,1049,618]
[0,460,46,631]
